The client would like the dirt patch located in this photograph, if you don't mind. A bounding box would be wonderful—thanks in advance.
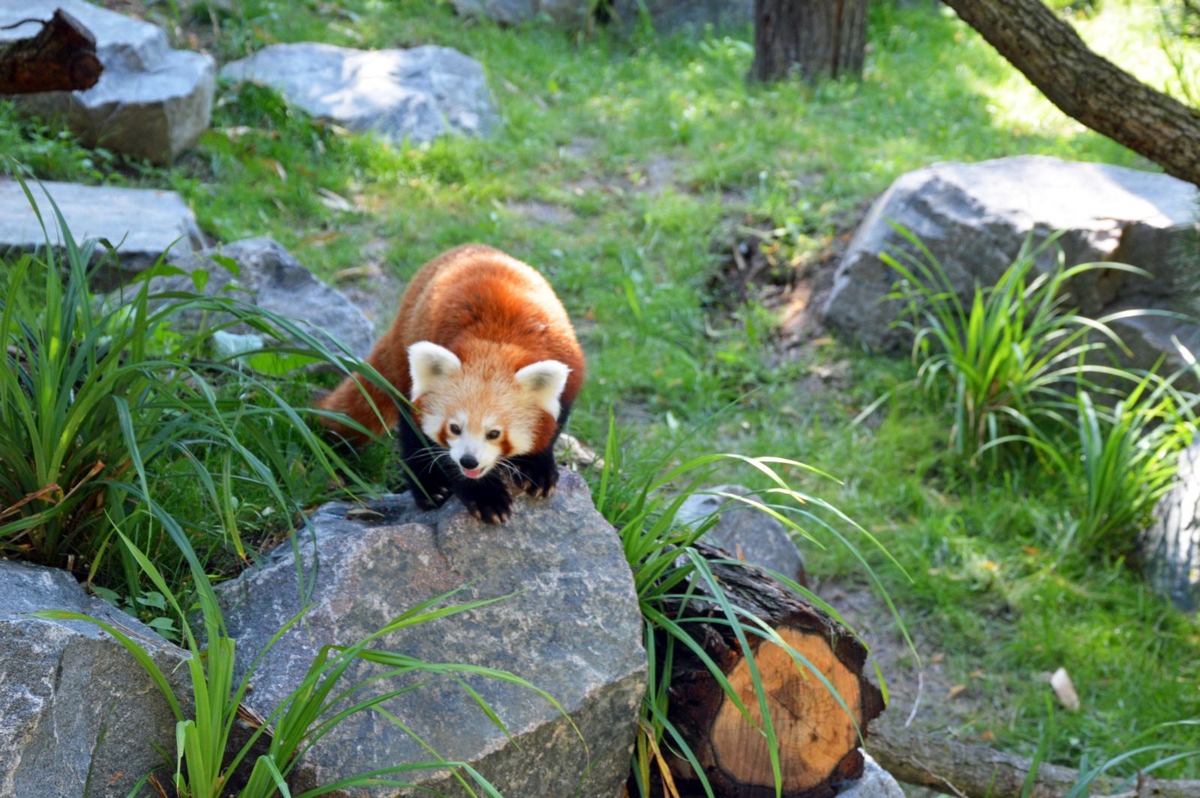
[507,200,578,226]
[816,577,966,734]
[707,210,865,351]
[814,575,1013,798]
[563,154,684,199]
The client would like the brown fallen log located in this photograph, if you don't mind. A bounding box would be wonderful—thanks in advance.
[0,9,102,94]
[869,720,1200,798]
[654,542,885,798]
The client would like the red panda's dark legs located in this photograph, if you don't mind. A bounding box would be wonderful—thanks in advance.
[398,411,453,510]
[509,404,571,498]
[509,446,559,498]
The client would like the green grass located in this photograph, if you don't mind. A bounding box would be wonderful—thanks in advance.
[2,0,1198,784]
[0,170,381,615]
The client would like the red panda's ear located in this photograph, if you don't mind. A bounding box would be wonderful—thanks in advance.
[515,360,570,419]
[409,342,462,401]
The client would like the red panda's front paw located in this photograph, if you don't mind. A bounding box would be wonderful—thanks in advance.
[514,466,558,499]
[511,452,559,499]
[456,480,514,524]
[463,494,513,524]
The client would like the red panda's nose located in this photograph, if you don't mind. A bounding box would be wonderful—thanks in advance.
[459,454,479,470]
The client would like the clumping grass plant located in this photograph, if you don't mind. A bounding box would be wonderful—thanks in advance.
[5,183,565,797]
[887,223,1198,559]
[0,176,384,604]
[886,224,1145,467]
[1005,374,1196,559]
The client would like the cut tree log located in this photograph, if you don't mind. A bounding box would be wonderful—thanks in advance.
[0,9,102,94]
[658,542,885,798]
[868,720,1200,798]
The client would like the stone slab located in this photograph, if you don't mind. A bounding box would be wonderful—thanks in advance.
[0,177,205,287]
[221,42,498,143]
[1143,441,1200,611]
[133,236,376,362]
[678,485,808,586]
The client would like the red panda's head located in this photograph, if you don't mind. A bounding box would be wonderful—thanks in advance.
[408,341,570,480]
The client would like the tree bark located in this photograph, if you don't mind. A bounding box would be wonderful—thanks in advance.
[750,0,869,83]
[943,0,1200,186]
[0,10,102,95]
[868,720,1200,798]
[655,543,885,798]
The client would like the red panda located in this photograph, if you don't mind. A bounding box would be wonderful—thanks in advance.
[317,244,585,523]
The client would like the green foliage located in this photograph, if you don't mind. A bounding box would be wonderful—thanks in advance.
[1065,734,1200,796]
[0,104,127,183]
[887,223,1198,558]
[1019,377,1195,558]
[2,0,1196,783]
[0,176,378,599]
[590,413,905,798]
[887,225,1143,466]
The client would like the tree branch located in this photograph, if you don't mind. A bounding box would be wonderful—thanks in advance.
[869,720,1200,798]
[943,0,1200,186]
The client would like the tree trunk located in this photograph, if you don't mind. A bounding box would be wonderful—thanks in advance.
[868,719,1200,798]
[656,543,885,798]
[750,0,869,83]
[0,10,102,94]
[943,0,1200,187]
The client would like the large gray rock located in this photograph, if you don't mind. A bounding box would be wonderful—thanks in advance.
[216,469,645,797]
[0,177,205,288]
[1142,441,1200,611]
[677,485,808,586]
[821,156,1200,366]
[0,560,189,798]
[124,237,376,362]
[221,43,498,144]
[0,0,216,164]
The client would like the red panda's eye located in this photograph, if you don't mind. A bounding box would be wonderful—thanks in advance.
[449,424,461,436]
[486,429,501,441]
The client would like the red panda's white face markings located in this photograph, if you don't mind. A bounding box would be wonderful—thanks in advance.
[408,342,570,480]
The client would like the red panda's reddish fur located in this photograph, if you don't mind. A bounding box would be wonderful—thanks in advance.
[317,245,585,449]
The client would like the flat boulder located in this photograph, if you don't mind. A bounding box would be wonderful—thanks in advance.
[0,560,188,798]
[128,237,376,362]
[221,43,498,144]
[820,156,1200,373]
[215,469,645,797]
[0,176,205,288]
[0,0,216,163]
